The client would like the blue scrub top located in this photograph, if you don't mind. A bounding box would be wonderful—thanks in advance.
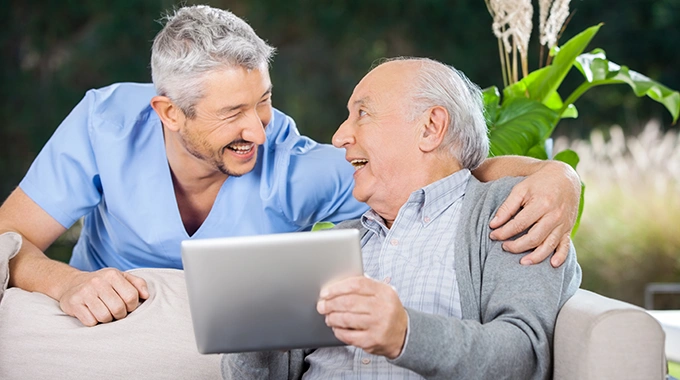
[20,83,367,271]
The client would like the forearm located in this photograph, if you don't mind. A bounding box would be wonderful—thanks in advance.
[472,156,578,184]
[7,236,81,300]
[388,245,578,380]
[388,309,539,380]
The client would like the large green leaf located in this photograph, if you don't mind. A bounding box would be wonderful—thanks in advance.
[567,49,680,123]
[553,149,580,169]
[503,24,602,104]
[553,149,584,236]
[572,182,585,237]
[482,86,501,124]
[487,98,558,157]
[544,92,578,119]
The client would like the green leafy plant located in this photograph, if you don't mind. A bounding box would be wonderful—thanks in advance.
[483,1,680,232]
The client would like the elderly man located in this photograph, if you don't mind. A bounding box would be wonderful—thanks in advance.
[223,58,581,379]
[0,5,578,328]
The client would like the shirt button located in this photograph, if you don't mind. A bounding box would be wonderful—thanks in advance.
[361,358,371,365]
[423,216,431,223]
[390,239,399,246]
[383,276,391,284]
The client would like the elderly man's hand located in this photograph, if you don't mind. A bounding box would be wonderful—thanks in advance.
[489,160,580,268]
[58,268,149,327]
[317,276,408,359]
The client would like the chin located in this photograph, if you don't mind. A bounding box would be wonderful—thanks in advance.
[217,161,257,177]
[352,189,369,204]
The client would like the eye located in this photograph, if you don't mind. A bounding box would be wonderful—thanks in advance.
[259,95,272,106]
[358,109,368,117]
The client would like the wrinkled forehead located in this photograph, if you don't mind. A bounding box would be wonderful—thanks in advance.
[348,62,417,108]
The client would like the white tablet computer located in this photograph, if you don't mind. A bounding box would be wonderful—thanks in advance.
[181,229,363,354]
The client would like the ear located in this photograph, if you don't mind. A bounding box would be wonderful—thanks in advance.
[418,106,449,153]
[150,95,184,132]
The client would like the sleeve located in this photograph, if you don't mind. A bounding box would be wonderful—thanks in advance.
[390,244,580,379]
[221,349,312,380]
[19,90,102,228]
[388,179,582,379]
[278,140,368,229]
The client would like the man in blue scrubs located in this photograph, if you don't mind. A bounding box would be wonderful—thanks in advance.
[0,5,581,327]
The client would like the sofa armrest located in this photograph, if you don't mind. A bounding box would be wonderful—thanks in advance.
[553,289,667,380]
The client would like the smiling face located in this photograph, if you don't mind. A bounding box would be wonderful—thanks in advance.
[176,66,273,177]
[332,61,426,221]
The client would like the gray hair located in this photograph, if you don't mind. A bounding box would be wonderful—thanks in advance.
[376,57,489,170]
[151,5,275,118]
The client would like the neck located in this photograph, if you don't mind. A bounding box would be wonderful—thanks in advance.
[163,126,228,192]
[374,156,461,229]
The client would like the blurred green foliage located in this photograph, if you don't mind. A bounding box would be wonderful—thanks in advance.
[2,0,679,202]
[4,0,680,300]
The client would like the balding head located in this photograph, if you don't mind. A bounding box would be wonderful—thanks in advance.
[332,57,488,225]
[370,58,489,170]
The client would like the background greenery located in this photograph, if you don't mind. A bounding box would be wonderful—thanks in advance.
[1,0,679,308]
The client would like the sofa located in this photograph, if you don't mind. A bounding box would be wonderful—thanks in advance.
[0,232,668,379]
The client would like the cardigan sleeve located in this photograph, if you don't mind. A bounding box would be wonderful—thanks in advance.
[388,177,582,380]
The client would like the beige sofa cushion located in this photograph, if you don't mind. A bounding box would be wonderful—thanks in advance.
[554,289,667,380]
[0,232,221,380]
[0,232,21,303]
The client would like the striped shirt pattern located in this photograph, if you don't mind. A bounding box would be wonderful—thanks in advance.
[303,169,471,379]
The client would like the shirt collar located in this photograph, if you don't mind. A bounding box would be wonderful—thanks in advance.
[417,169,470,226]
[360,169,471,231]
[361,209,389,237]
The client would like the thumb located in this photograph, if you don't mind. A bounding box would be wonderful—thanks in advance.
[123,272,150,300]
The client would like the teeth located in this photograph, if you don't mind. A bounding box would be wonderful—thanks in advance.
[228,144,253,154]
[350,159,368,170]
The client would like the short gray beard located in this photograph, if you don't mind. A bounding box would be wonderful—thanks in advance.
[179,128,244,177]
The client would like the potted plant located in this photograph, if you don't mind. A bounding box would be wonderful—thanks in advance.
[483,0,680,229]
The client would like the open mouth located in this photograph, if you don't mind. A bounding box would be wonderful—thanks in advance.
[350,159,368,170]
[226,142,255,155]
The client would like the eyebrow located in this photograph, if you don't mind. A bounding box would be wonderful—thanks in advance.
[349,96,371,111]
[216,85,273,116]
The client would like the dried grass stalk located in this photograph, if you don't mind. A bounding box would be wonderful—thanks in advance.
[540,0,571,49]
[485,0,533,83]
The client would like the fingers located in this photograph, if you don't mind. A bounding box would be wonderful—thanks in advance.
[317,277,407,358]
[489,188,526,230]
[70,305,98,327]
[319,276,377,300]
[500,212,556,254]
[123,272,150,300]
[317,294,373,315]
[331,327,371,348]
[514,227,561,265]
[59,268,147,326]
[491,160,580,265]
[325,312,372,330]
[550,235,571,268]
[97,284,129,320]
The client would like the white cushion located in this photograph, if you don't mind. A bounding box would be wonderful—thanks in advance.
[554,289,667,380]
[0,231,221,379]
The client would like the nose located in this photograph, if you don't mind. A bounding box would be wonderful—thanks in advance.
[332,119,354,148]
[242,109,266,145]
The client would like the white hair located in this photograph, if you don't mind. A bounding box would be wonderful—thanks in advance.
[376,57,489,170]
[151,5,275,118]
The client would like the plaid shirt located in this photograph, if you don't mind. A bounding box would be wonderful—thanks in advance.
[303,169,471,379]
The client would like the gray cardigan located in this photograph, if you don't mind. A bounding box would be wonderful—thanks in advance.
[222,176,582,379]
